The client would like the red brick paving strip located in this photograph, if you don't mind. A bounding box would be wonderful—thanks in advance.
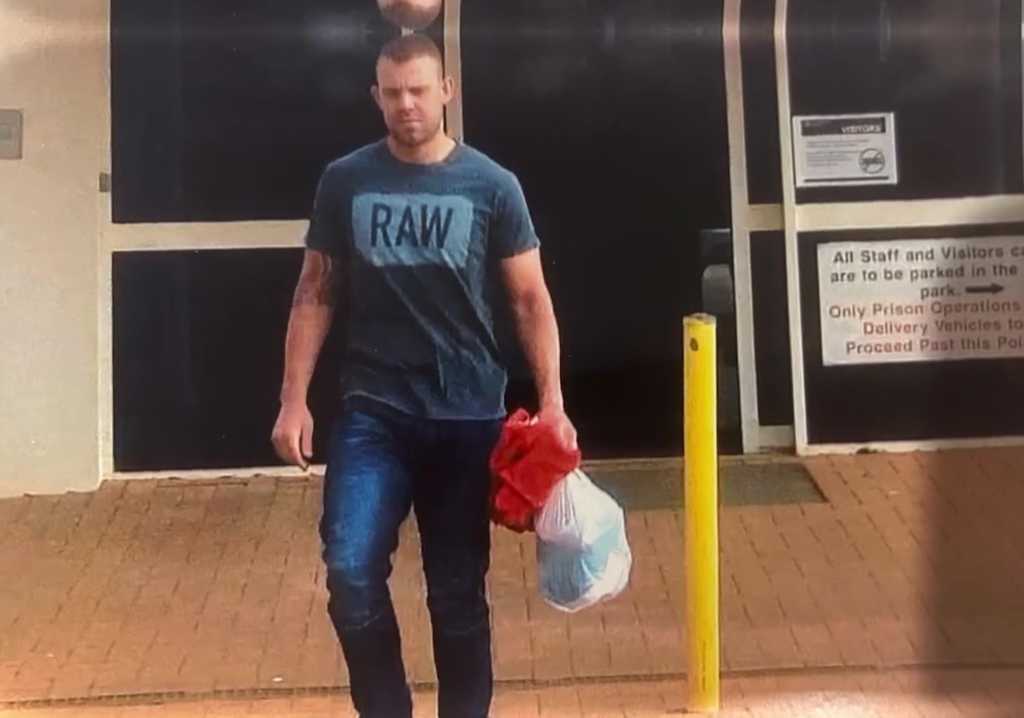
[4,669,1024,716]
[2,450,1024,706]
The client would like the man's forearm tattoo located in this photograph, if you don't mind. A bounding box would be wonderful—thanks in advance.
[293,255,338,308]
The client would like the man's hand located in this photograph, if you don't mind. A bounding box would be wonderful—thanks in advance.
[271,400,315,469]
[537,405,578,453]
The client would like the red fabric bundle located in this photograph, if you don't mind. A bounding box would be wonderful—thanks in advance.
[489,408,582,532]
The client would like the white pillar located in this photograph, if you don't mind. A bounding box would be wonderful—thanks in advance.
[0,0,108,496]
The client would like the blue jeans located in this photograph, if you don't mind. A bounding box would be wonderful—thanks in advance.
[319,399,502,718]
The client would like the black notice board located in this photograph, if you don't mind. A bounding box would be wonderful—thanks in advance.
[799,223,1024,445]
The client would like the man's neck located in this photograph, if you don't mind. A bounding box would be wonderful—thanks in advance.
[386,133,456,165]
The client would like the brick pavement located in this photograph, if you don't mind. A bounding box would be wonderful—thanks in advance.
[3,669,1024,716]
[2,449,1024,711]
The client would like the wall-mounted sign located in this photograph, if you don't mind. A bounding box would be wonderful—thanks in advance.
[0,109,23,160]
[793,113,897,188]
[818,236,1024,366]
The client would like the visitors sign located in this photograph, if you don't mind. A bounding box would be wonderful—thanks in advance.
[793,113,898,188]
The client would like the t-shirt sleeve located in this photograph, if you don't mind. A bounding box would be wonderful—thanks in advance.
[492,172,541,259]
[303,164,348,257]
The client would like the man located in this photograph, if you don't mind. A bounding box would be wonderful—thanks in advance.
[271,33,576,718]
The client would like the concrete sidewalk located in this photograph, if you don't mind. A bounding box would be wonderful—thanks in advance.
[2,449,1024,712]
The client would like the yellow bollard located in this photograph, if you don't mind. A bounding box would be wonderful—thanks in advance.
[684,314,720,714]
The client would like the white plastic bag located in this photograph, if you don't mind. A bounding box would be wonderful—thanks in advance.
[535,469,632,613]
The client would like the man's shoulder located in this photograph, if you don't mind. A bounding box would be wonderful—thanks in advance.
[456,143,519,184]
[322,141,387,178]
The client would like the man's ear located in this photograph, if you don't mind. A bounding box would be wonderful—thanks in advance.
[441,76,455,104]
[370,85,382,108]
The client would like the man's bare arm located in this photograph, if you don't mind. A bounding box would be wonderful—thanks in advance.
[280,249,339,401]
[501,248,577,449]
[272,249,341,467]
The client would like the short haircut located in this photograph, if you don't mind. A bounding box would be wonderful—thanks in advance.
[379,1,440,32]
[378,33,443,69]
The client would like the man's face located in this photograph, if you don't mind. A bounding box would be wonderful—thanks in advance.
[372,55,452,148]
[377,0,442,30]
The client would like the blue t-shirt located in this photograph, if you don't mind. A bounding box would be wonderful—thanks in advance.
[304,139,540,420]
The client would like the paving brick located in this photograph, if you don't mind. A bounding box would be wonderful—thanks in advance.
[789,623,844,667]
[754,626,804,669]
[616,681,668,716]
[828,618,883,667]
[575,682,626,718]
[493,688,541,718]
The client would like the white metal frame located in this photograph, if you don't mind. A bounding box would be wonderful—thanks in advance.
[443,0,464,142]
[796,195,1024,233]
[723,0,792,454]
[748,203,784,232]
[722,0,761,453]
[104,221,306,252]
[773,0,809,454]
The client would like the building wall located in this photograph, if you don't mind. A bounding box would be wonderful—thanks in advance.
[0,0,107,496]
